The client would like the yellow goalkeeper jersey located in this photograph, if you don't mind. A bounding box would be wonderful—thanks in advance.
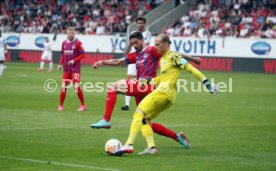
[152,50,206,103]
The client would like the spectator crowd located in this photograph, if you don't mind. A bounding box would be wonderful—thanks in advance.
[0,0,164,35]
[163,0,276,38]
[1,0,275,38]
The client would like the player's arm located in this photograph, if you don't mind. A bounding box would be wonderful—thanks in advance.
[93,52,136,69]
[184,63,218,94]
[68,42,85,65]
[143,31,151,46]
[58,55,64,70]
[72,46,85,62]
[71,54,85,63]
[93,58,126,69]
[172,52,218,94]
[124,41,133,56]
[180,53,201,65]
[58,43,64,70]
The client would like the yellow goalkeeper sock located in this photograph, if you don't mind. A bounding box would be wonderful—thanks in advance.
[126,111,144,145]
[141,123,155,148]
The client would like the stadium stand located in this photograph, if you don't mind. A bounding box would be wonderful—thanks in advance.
[0,0,166,35]
[1,0,274,37]
[163,0,276,38]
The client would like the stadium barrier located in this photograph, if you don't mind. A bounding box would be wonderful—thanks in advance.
[4,33,276,74]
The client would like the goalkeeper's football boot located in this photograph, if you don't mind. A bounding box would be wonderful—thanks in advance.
[138,147,157,155]
[177,132,191,149]
[77,105,87,111]
[116,144,134,155]
[90,119,111,129]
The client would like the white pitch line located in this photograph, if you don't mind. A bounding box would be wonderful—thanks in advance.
[0,123,272,131]
[0,155,121,171]
[0,127,88,131]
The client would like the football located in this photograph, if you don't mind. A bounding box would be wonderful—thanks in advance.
[104,138,122,156]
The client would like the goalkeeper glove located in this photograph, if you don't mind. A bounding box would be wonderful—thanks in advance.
[203,79,219,95]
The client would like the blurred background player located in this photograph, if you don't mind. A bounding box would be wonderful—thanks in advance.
[57,27,86,111]
[37,37,53,72]
[121,17,152,111]
[0,31,7,76]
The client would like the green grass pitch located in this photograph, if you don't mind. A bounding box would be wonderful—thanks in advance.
[0,62,275,171]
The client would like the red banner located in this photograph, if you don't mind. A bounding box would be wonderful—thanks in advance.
[196,57,233,72]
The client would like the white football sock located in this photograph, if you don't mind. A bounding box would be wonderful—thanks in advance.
[0,64,3,76]
[40,61,45,69]
[49,62,53,70]
[125,95,131,106]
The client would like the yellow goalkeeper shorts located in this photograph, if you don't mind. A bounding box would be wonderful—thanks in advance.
[137,90,172,120]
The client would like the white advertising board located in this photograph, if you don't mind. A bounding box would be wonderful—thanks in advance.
[3,33,276,59]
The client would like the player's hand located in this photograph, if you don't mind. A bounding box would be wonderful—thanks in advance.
[68,60,74,65]
[208,83,219,95]
[139,78,147,86]
[93,61,103,69]
[139,78,151,86]
[128,41,133,47]
[57,65,62,71]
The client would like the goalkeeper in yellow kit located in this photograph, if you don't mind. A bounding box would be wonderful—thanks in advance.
[118,33,219,155]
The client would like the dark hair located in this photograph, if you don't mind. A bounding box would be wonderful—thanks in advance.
[157,33,171,44]
[136,17,146,23]
[129,31,144,40]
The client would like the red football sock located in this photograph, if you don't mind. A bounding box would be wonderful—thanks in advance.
[59,88,67,106]
[76,87,85,106]
[151,122,178,141]
[103,90,117,122]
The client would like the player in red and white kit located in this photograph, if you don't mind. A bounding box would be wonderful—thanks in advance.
[121,17,152,111]
[57,27,86,111]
